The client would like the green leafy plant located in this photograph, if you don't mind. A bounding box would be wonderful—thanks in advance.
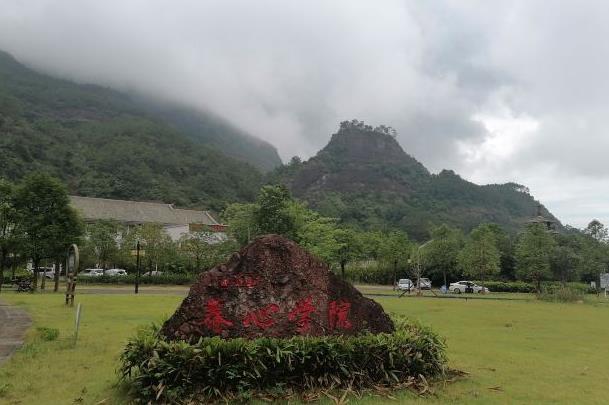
[36,327,59,341]
[120,317,447,402]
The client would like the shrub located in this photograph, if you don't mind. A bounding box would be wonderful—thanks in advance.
[345,261,395,284]
[474,281,595,294]
[36,327,59,341]
[77,274,194,285]
[120,317,447,402]
[537,286,585,303]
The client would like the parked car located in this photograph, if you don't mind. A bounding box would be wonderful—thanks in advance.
[449,281,490,294]
[417,278,432,290]
[80,268,104,277]
[397,278,413,291]
[105,268,128,276]
[142,271,163,277]
[27,267,56,279]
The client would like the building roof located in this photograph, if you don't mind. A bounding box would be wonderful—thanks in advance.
[70,196,220,226]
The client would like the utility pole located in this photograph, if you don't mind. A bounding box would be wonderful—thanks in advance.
[135,240,141,294]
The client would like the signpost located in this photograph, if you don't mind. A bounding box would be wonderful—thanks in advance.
[600,273,609,297]
[65,244,79,306]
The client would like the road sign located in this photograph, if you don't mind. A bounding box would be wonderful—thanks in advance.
[600,273,609,289]
[131,250,145,257]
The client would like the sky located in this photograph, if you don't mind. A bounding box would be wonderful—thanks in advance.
[1,0,608,228]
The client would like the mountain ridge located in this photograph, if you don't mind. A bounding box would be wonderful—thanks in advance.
[271,120,559,239]
[0,50,275,210]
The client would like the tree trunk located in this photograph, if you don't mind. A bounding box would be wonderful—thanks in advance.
[443,270,447,291]
[41,266,46,290]
[32,258,39,290]
[54,257,61,292]
[11,255,16,280]
[393,259,397,290]
[536,278,541,294]
[340,260,346,280]
[0,247,5,294]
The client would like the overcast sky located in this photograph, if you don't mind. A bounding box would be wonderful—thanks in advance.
[1,0,608,228]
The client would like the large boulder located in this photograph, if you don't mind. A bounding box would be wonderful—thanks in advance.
[161,235,394,340]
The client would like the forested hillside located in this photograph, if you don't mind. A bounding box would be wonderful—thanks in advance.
[271,120,560,239]
[0,50,280,210]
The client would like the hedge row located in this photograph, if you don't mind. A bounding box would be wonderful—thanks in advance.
[120,318,447,402]
[1,273,195,286]
[475,280,596,294]
[77,274,194,285]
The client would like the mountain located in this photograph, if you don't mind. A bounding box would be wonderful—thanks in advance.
[0,50,281,210]
[271,120,560,239]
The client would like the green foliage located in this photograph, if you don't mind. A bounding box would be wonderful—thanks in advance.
[472,280,595,294]
[77,274,194,285]
[457,224,500,285]
[271,122,559,240]
[36,327,59,341]
[344,261,396,284]
[0,50,267,211]
[583,219,608,242]
[516,224,557,291]
[120,318,447,402]
[423,225,463,286]
[11,173,83,289]
[82,220,122,270]
[254,184,297,238]
[537,285,585,303]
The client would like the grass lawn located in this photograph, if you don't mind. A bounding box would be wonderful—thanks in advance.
[1,291,609,404]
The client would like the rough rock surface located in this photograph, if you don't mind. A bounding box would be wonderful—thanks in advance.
[162,235,394,340]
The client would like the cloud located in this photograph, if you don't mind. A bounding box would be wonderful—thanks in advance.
[0,0,607,227]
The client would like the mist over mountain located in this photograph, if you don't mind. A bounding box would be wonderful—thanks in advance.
[0,50,281,210]
[271,120,558,240]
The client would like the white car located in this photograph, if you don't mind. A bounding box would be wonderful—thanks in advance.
[449,281,490,294]
[397,278,414,291]
[80,268,104,277]
[106,268,128,276]
[142,271,163,276]
[417,278,432,290]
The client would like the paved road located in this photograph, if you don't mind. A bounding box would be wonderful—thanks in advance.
[0,300,31,366]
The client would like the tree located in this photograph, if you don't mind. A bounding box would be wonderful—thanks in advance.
[179,231,217,271]
[378,231,411,288]
[85,220,121,274]
[551,244,580,284]
[515,224,557,292]
[254,185,297,238]
[334,228,362,279]
[584,220,608,243]
[0,179,17,293]
[223,203,258,245]
[423,224,462,288]
[13,173,83,290]
[457,224,500,291]
[135,224,174,275]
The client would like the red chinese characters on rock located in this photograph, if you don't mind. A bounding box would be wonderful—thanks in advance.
[242,304,280,329]
[328,300,352,331]
[288,296,316,333]
[218,274,259,289]
[201,299,233,334]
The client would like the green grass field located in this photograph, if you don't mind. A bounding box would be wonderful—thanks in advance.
[1,291,608,404]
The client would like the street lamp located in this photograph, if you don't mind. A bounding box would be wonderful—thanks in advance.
[134,240,141,294]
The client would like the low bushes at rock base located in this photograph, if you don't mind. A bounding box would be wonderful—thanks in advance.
[120,317,447,403]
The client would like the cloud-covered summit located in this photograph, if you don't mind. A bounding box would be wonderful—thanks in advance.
[1,0,607,227]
